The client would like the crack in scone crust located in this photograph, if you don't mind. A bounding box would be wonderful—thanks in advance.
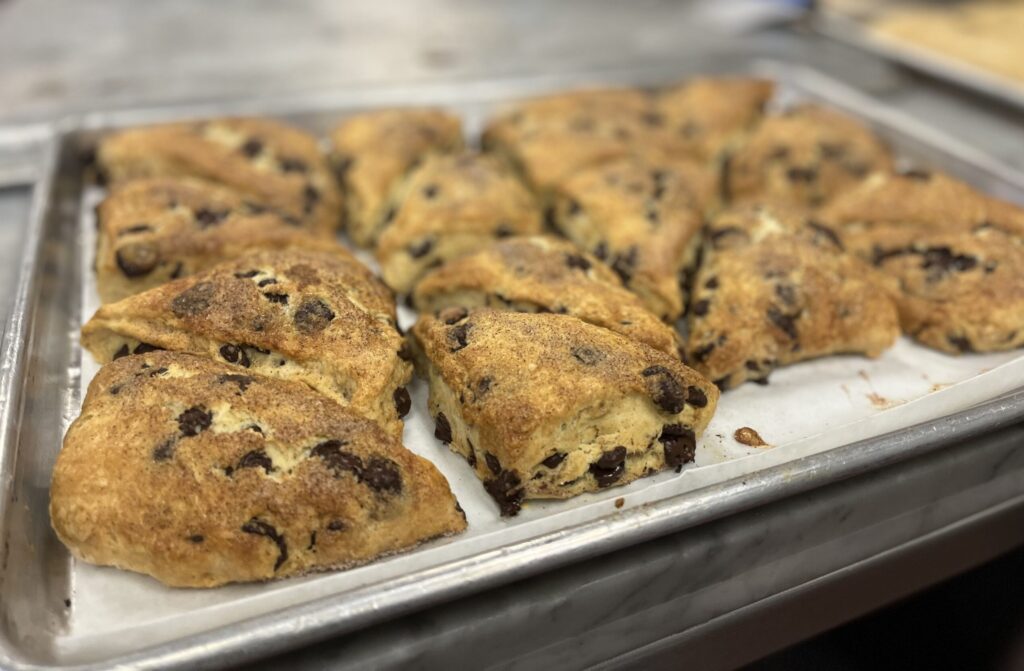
[413,309,718,515]
[50,352,465,588]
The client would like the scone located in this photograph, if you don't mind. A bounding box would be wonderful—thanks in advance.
[550,156,709,321]
[724,105,893,208]
[96,117,342,232]
[329,108,463,247]
[866,226,1024,354]
[413,309,719,516]
[96,177,342,303]
[655,77,775,163]
[687,205,900,389]
[482,87,663,197]
[374,152,542,295]
[412,235,681,356]
[51,352,465,588]
[81,249,412,438]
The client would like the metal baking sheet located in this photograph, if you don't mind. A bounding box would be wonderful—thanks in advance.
[816,10,1024,112]
[3,59,1024,670]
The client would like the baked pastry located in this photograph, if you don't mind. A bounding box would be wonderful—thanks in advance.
[96,177,341,303]
[51,351,465,587]
[687,204,900,389]
[96,117,342,232]
[412,235,681,356]
[550,156,709,321]
[374,152,542,295]
[413,309,718,515]
[329,108,463,247]
[724,105,893,208]
[655,77,775,163]
[81,249,412,437]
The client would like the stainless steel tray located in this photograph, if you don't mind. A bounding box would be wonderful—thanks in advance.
[816,10,1024,112]
[3,59,1024,670]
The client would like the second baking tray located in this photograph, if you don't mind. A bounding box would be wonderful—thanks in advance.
[3,59,1024,670]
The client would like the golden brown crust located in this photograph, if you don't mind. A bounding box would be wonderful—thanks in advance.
[413,309,718,515]
[51,352,465,588]
[687,206,900,389]
[374,152,542,294]
[550,157,709,321]
[82,249,412,437]
[97,117,342,233]
[655,77,775,163]
[96,177,343,303]
[329,108,464,247]
[412,235,681,356]
[725,105,893,209]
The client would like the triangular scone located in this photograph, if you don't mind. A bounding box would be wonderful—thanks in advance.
[413,309,718,516]
[655,77,775,163]
[97,177,342,303]
[724,105,892,209]
[329,108,464,247]
[82,249,412,437]
[551,156,711,321]
[866,227,1024,354]
[412,236,682,357]
[51,352,465,588]
[374,153,542,295]
[97,117,342,232]
[686,206,900,390]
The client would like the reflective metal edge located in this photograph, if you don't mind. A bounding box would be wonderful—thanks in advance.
[1,59,1024,670]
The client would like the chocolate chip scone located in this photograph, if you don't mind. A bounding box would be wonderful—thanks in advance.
[329,108,463,247]
[97,117,342,232]
[687,205,900,389]
[374,152,542,295]
[413,309,718,516]
[81,249,412,437]
[550,157,708,321]
[96,177,342,303]
[412,235,681,356]
[51,352,465,588]
[865,226,1024,354]
[724,105,893,209]
[655,77,775,163]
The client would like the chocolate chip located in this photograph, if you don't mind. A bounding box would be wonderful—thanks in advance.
[660,424,696,471]
[565,253,591,271]
[475,376,493,398]
[495,224,514,238]
[434,413,453,443]
[704,276,719,290]
[247,424,264,434]
[422,184,439,199]
[188,534,204,543]
[408,238,433,259]
[775,284,798,307]
[235,269,260,279]
[642,365,686,414]
[589,446,627,487]
[308,531,318,549]
[263,292,289,304]
[692,342,716,363]
[303,185,320,215]
[256,278,277,287]
[393,387,411,418]
[686,387,708,408]
[177,406,212,437]
[148,366,168,377]
[118,223,153,236]
[541,452,565,469]
[327,520,345,532]
[485,452,502,475]
[709,226,745,247]
[194,208,229,228]
[484,470,523,516]
[448,322,471,352]
[786,166,817,183]
[571,345,604,366]
[611,247,638,284]
[171,281,216,317]
[152,438,176,461]
[241,519,288,571]
[806,220,844,251]
[219,344,251,367]
[116,243,159,277]
[133,342,162,355]
[236,449,274,474]
[240,138,263,158]
[279,157,308,174]
[593,241,608,261]
[767,307,800,341]
[921,246,978,277]
[311,439,362,476]
[691,299,710,317]
[294,298,335,334]
[361,456,403,494]
[948,335,973,353]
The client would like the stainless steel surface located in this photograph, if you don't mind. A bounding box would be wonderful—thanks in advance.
[2,58,1024,669]
[816,11,1024,113]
